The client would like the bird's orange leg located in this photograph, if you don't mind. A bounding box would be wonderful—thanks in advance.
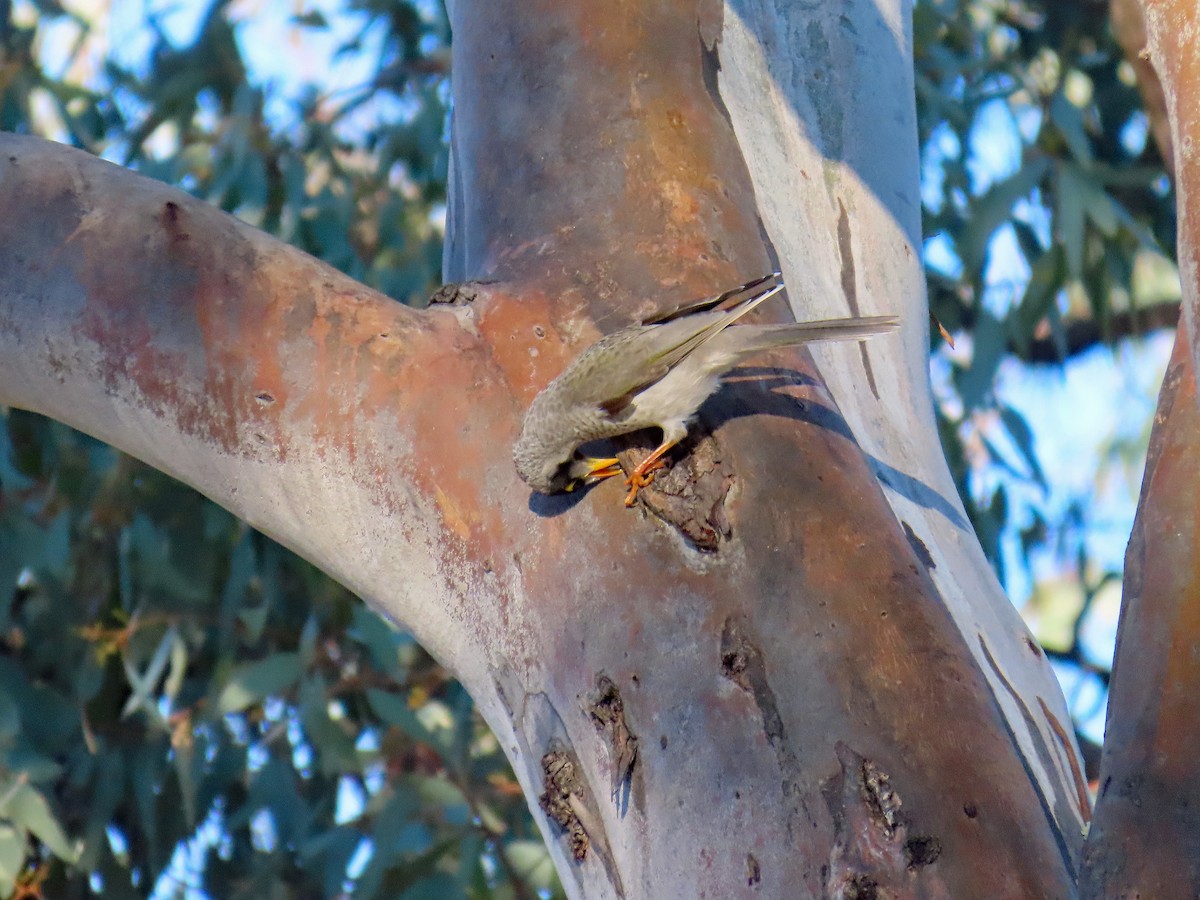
[623,440,678,506]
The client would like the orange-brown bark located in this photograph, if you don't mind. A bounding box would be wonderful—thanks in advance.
[1080,333,1200,894]
[1078,3,1200,893]
[1136,0,1200,373]
[452,2,1079,894]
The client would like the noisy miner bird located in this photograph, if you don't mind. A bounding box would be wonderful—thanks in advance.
[514,272,898,506]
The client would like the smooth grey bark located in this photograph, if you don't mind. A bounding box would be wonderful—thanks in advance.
[717,0,1089,838]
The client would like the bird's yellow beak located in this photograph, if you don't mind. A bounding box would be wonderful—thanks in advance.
[582,457,622,484]
[565,456,622,491]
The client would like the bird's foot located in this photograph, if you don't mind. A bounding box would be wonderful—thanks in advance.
[623,459,667,507]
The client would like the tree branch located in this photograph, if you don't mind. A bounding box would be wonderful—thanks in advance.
[1079,1,1200,891]
[1022,301,1180,363]
[0,134,497,680]
[1080,331,1200,892]
[951,299,1181,363]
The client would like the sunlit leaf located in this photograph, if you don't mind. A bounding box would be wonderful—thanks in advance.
[0,781,78,862]
[505,838,560,892]
[217,652,303,714]
[0,823,24,897]
[1049,92,1094,165]
[1011,244,1065,355]
[957,158,1050,272]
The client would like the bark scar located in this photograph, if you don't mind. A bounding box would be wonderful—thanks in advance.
[161,200,190,245]
[427,280,493,306]
[720,617,805,838]
[586,674,640,801]
[901,520,936,570]
[537,746,626,896]
[539,749,592,861]
[836,199,880,401]
[619,431,732,551]
[746,852,762,886]
[822,742,943,897]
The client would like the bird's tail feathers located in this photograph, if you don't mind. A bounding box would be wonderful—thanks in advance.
[722,315,899,357]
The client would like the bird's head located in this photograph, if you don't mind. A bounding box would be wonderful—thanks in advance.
[514,444,621,495]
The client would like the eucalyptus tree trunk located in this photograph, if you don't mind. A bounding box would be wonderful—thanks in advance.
[0,2,1093,897]
[1077,1,1200,894]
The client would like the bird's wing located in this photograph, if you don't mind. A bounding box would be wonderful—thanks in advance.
[640,271,781,325]
[640,282,785,372]
[571,282,785,419]
[562,327,676,418]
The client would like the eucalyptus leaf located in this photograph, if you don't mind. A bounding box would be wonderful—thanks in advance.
[1049,92,1094,165]
[957,311,1006,412]
[1056,162,1086,278]
[0,824,23,898]
[1011,244,1065,356]
[0,781,78,862]
[217,652,303,714]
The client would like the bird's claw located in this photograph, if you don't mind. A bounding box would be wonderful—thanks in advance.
[623,459,667,507]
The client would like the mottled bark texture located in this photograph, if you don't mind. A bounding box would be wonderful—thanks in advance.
[1079,1,1200,895]
[1133,0,1200,374]
[1080,335,1200,895]
[0,1,1090,897]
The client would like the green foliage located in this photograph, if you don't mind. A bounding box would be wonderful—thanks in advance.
[0,413,555,897]
[916,0,1172,589]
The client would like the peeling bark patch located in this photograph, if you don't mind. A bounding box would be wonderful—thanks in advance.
[978,636,1079,876]
[538,750,590,860]
[836,200,880,401]
[746,852,761,886]
[1038,697,1092,824]
[904,835,942,869]
[842,874,878,900]
[720,618,805,837]
[861,757,903,838]
[901,520,935,570]
[428,280,486,306]
[823,742,940,894]
[586,675,639,796]
[623,432,732,551]
[719,620,784,747]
